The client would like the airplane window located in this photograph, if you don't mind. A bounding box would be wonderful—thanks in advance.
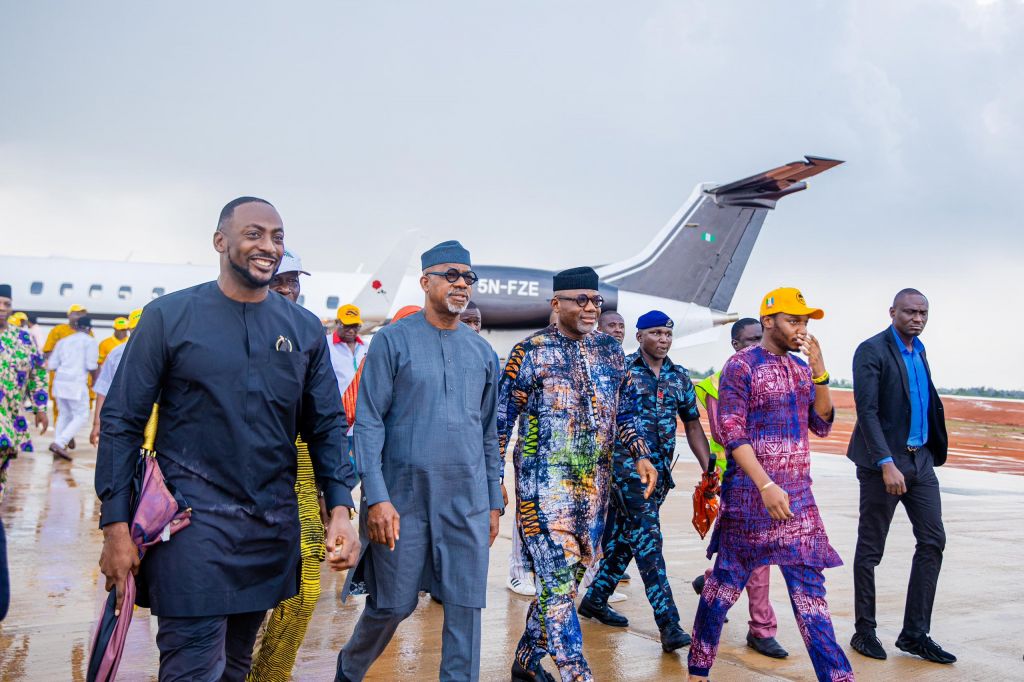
[297,294,306,306]
[326,295,339,309]
[60,282,73,297]
[30,281,43,295]
[118,286,132,300]
[152,287,166,299]
[89,284,103,299]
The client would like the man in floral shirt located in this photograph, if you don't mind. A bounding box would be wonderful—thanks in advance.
[0,283,49,620]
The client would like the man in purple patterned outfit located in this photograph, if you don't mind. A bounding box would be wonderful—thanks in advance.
[687,287,854,682]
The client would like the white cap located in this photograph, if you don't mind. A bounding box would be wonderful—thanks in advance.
[277,249,310,276]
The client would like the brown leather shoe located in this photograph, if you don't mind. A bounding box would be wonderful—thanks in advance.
[49,442,72,461]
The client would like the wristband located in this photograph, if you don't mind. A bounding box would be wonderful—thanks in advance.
[812,370,830,385]
[759,480,776,492]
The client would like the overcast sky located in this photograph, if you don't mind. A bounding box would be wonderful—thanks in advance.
[2,1,1021,389]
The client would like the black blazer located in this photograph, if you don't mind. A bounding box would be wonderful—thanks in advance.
[847,328,947,468]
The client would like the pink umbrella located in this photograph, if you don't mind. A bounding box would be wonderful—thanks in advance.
[88,406,191,682]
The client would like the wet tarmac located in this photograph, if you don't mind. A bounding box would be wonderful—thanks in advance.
[2,423,1023,681]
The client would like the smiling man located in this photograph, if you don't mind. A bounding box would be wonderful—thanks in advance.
[337,240,501,682]
[96,197,359,681]
[498,266,656,682]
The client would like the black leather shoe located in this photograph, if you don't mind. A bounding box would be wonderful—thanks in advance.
[746,633,788,658]
[851,632,887,660]
[660,623,692,652]
[895,633,956,664]
[578,596,629,627]
[511,659,556,681]
[691,574,705,594]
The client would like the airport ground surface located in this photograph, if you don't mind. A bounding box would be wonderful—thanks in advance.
[1,398,1022,681]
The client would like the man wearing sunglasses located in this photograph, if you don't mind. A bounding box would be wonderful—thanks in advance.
[498,266,657,682]
[337,240,501,682]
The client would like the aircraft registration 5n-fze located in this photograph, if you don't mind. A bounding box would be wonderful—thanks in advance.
[1,155,842,355]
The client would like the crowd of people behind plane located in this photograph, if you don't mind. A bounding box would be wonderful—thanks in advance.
[0,196,954,682]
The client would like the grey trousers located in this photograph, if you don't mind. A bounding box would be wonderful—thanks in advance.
[337,595,482,681]
[156,610,266,682]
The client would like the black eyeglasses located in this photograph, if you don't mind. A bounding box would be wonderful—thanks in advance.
[427,268,479,285]
[556,294,604,308]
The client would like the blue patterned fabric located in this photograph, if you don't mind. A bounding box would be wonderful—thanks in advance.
[498,325,650,681]
[621,351,700,491]
[689,562,853,681]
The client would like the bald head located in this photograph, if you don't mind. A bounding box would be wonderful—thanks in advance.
[890,288,929,340]
[598,310,625,343]
[893,287,927,308]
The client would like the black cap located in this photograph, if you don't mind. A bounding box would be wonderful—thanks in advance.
[0,284,11,300]
[76,316,93,330]
[553,266,599,292]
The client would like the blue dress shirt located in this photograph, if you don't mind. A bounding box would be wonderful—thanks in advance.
[879,326,930,467]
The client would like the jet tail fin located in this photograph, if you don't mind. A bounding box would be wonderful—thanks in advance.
[596,156,842,311]
[353,229,421,326]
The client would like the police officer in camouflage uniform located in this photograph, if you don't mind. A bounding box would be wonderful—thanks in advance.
[579,310,712,653]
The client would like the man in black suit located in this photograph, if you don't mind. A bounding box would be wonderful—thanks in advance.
[847,288,954,665]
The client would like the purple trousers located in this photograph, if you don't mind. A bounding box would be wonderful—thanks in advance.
[704,563,776,638]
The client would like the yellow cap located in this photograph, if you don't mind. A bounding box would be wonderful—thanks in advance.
[113,316,130,330]
[760,287,824,320]
[127,308,144,329]
[68,304,87,315]
[9,312,27,326]
[337,304,363,326]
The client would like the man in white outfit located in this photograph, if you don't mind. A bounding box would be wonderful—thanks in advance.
[48,316,99,460]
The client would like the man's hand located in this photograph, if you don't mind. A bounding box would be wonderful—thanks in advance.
[799,334,826,378]
[881,462,907,496]
[489,510,500,547]
[367,501,401,551]
[636,458,658,499]
[325,507,360,571]
[98,522,140,616]
[760,483,793,521]
[501,482,508,509]
[90,420,100,447]
[35,412,49,436]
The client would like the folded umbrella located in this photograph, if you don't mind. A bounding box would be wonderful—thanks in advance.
[87,406,192,682]
[691,455,721,540]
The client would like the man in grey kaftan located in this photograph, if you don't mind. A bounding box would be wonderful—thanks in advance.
[337,240,502,682]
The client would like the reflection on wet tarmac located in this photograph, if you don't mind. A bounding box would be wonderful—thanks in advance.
[1,426,1022,680]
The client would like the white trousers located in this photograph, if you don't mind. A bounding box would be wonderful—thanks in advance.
[55,397,89,448]
[508,516,532,582]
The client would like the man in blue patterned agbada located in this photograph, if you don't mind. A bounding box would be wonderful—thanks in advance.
[498,267,657,682]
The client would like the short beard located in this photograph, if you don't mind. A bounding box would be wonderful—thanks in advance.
[229,253,273,289]
[446,293,468,314]
[576,320,596,335]
[446,299,469,315]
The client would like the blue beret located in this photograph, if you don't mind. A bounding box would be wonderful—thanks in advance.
[421,240,471,270]
[637,310,673,330]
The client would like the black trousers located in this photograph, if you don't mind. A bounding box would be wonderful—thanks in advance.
[853,446,945,638]
[156,610,266,682]
[0,518,8,621]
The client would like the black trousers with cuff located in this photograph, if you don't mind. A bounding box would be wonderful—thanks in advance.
[853,445,945,639]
